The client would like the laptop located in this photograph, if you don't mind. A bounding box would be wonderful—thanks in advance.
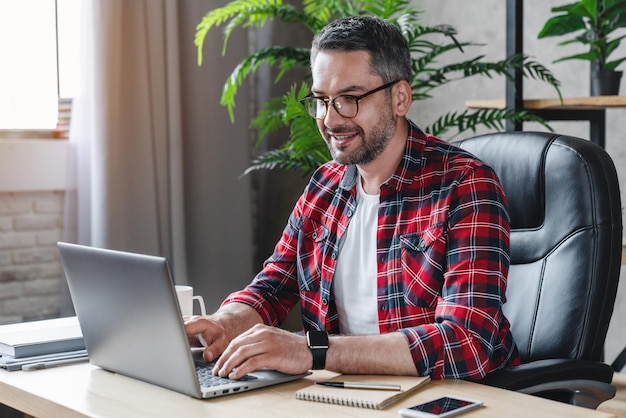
[57,242,309,399]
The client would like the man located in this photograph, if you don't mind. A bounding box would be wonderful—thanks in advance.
[186,15,520,381]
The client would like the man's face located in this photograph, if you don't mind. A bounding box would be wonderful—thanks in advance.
[310,50,397,166]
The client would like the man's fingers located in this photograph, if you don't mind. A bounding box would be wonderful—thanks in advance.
[184,317,229,362]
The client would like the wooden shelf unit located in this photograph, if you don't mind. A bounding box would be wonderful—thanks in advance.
[484,0,621,149]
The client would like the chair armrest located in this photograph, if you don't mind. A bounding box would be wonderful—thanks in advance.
[480,359,615,409]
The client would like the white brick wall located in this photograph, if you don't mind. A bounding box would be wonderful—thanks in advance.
[0,191,65,324]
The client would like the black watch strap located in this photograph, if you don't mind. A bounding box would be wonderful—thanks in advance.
[306,331,329,370]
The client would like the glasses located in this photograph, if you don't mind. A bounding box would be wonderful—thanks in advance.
[300,80,399,120]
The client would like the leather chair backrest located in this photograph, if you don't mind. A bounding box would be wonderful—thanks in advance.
[456,132,622,364]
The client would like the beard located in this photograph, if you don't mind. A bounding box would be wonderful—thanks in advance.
[324,102,397,166]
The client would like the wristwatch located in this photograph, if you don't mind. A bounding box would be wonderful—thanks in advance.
[306,330,329,370]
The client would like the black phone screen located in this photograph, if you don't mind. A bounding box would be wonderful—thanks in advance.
[408,397,475,414]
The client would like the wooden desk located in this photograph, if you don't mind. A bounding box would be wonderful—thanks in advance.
[0,364,616,418]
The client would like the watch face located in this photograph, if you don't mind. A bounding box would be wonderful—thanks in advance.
[308,331,329,349]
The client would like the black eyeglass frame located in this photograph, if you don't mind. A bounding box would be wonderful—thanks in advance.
[300,80,400,120]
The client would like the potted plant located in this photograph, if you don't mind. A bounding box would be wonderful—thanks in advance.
[197,0,562,174]
[538,0,626,96]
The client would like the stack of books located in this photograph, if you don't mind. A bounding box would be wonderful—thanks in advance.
[0,316,87,371]
[54,97,73,139]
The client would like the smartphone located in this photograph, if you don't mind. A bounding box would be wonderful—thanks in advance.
[398,395,482,418]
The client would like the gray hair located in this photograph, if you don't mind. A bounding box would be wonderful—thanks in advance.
[310,16,412,83]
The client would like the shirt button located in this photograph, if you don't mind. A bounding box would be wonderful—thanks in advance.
[312,232,318,239]
[347,210,354,217]
[322,298,328,305]
[380,304,387,311]
[331,251,337,259]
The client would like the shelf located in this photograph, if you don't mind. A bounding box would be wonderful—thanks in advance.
[467,95,615,148]
[467,96,626,110]
[493,0,615,148]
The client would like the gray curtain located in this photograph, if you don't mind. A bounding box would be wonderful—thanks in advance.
[62,0,256,315]
[62,0,188,314]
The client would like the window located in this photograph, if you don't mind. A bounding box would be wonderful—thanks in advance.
[0,0,81,136]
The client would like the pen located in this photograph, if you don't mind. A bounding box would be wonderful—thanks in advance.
[21,356,89,371]
[316,381,402,391]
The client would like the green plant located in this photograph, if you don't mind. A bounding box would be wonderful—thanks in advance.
[197,0,562,175]
[538,0,626,71]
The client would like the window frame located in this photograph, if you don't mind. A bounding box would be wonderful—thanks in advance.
[0,0,76,140]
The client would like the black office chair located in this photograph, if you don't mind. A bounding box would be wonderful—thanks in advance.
[456,131,622,409]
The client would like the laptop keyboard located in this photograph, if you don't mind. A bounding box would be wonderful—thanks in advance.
[196,364,258,387]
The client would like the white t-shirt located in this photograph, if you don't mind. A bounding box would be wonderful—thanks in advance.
[333,175,380,335]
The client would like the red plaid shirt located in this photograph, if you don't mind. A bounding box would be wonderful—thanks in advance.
[224,120,520,380]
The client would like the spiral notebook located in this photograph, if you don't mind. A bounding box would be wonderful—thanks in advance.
[295,374,430,409]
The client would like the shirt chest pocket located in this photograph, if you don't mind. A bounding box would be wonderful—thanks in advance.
[297,216,330,291]
[399,223,446,308]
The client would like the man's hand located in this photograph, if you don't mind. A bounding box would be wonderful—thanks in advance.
[184,302,265,364]
[213,324,312,380]
[185,316,231,363]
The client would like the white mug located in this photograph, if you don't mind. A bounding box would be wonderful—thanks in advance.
[175,285,206,317]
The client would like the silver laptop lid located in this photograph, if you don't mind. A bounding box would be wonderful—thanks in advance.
[58,242,203,398]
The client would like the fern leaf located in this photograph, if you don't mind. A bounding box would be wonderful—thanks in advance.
[196,0,321,65]
[250,96,287,144]
[220,47,310,121]
[243,149,326,175]
[362,0,415,20]
[427,108,553,139]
